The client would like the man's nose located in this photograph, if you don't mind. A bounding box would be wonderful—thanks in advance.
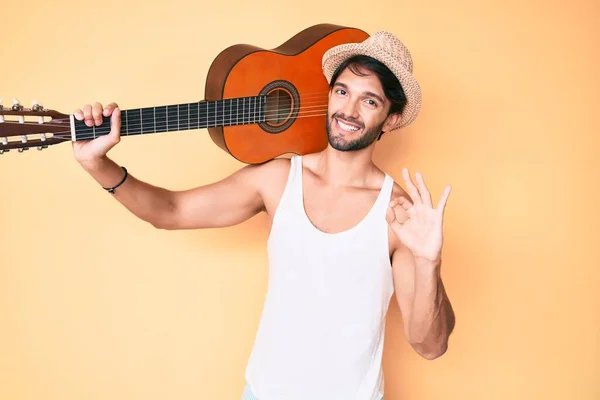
[339,98,360,120]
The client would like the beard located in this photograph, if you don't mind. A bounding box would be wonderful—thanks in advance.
[326,112,385,152]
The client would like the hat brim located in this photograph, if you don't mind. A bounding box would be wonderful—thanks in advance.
[322,43,422,131]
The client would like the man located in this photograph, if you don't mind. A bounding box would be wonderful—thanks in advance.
[73,30,455,400]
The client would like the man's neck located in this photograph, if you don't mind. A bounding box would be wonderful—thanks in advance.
[310,145,379,188]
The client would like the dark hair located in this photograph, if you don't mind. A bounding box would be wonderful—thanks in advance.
[329,54,407,117]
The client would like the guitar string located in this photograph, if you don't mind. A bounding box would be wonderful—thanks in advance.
[0,96,332,129]
[58,112,334,140]
[0,112,334,145]
[1,104,331,131]
[1,105,334,138]
[0,96,331,126]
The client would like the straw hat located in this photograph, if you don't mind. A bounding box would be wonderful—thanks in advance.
[322,30,422,130]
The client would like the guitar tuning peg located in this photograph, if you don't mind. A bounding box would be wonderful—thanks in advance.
[32,100,45,123]
[32,100,43,111]
[13,99,25,123]
[12,98,23,111]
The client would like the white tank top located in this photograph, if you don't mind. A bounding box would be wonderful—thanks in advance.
[245,155,395,400]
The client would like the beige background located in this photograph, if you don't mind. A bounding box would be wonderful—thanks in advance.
[1,0,599,399]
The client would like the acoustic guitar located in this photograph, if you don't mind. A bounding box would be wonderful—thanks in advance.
[0,24,369,164]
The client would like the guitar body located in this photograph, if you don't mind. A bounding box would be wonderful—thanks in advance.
[204,24,369,164]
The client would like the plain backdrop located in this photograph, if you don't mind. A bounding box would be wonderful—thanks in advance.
[1,0,598,399]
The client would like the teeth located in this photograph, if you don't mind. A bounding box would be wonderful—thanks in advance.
[338,119,359,132]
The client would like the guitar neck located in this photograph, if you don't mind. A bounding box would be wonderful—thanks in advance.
[71,96,267,140]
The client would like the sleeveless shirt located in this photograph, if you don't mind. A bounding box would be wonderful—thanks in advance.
[244,155,395,400]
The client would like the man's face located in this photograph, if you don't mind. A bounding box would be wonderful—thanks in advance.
[326,67,394,152]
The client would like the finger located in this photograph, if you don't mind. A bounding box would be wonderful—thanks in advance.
[415,171,433,207]
[386,205,403,230]
[402,167,422,205]
[103,102,119,117]
[92,102,103,126]
[73,108,84,121]
[436,184,452,215]
[82,104,93,127]
[397,196,413,211]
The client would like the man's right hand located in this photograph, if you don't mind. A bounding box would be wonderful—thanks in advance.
[72,102,122,168]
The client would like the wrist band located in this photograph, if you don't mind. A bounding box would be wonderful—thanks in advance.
[103,166,128,194]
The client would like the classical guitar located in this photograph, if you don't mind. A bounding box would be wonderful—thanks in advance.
[0,24,368,164]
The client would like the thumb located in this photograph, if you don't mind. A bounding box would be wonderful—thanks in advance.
[108,107,122,143]
[89,108,121,155]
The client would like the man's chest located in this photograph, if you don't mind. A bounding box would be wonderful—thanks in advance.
[301,186,380,234]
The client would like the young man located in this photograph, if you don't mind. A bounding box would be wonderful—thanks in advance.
[73,31,455,400]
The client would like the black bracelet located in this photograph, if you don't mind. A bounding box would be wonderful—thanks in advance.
[103,166,128,194]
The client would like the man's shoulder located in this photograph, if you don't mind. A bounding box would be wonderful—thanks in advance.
[244,157,294,216]
[253,156,292,178]
[241,157,292,192]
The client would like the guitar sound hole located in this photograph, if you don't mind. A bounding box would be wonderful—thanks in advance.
[258,80,300,134]
[265,89,293,126]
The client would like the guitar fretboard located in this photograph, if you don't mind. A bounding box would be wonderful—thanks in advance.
[73,96,267,140]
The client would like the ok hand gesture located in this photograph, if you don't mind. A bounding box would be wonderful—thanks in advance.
[386,168,451,263]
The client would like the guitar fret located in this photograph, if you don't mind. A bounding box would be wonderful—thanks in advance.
[156,106,166,132]
[179,104,189,131]
[247,97,251,124]
[199,102,207,128]
[248,97,252,124]
[142,108,154,134]
[167,105,178,132]
[189,102,198,130]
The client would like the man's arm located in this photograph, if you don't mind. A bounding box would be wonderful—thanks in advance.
[81,156,267,230]
[391,243,455,360]
[74,102,268,230]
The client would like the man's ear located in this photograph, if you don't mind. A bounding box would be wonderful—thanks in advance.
[382,112,402,133]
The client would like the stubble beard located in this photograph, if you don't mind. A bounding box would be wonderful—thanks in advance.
[326,112,385,152]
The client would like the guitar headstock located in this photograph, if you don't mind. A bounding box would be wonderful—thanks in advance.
[0,98,72,154]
